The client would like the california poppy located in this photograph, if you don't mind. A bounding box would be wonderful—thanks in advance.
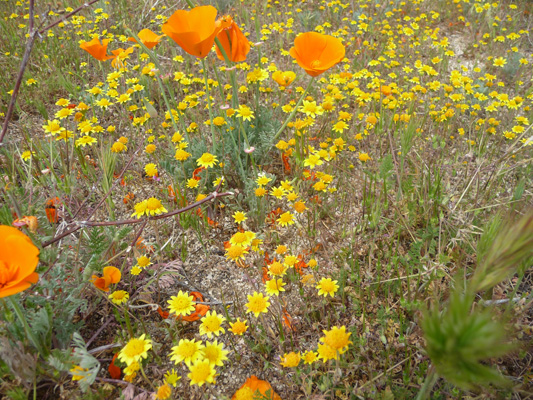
[91,266,121,292]
[128,28,164,49]
[108,353,121,379]
[0,225,40,298]
[79,37,114,61]
[232,376,281,400]
[215,16,250,62]
[289,32,345,77]
[162,6,221,59]
[110,47,134,69]
[45,197,60,224]
[272,70,296,87]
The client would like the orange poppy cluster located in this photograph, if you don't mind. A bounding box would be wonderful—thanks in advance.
[0,225,39,298]
[80,5,345,77]
[232,375,281,400]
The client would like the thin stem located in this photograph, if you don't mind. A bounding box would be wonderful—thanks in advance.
[269,77,315,149]
[201,58,217,153]
[415,365,438,400]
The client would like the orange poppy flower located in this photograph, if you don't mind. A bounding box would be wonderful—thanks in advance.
[289,32,345,77]
[110,47,134,69]
[79,37,114,61]
[108,353,121,379]
[91,266,121,292]
[128,28,164,49]
[215,16,250,62]
[45,197,61,224]
[272,70,296,87]
[162,5,222,59]
[232,376,281,400]
[0,225,40,298]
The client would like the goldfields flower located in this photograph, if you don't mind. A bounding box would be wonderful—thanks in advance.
[320,326,352,354]
[267,261,287,277]
[117,334,152,366]
[225,244,249,261]
[280,351,300,367]
[168,290,196,317]
[145,198,167,216]
[277,211,295,227]
[232,211,247,224]
[236,105,254,121]
[202,340,229,366]
[317,342,337,361]
[170,338,205,366]
[144,163,158,177]
[154,383,172,400]
[264,278,286,296]
[164,369,181,387]
[229,318,248,335]
[109,290,129,305]
[316,277,339,297]
[136,255,152,268]
[187,359,216,387]
[229,231,254,247]
[199,310,226,338]
[302,350,318,364]
[196,153,218,168]
[245,292,270,317]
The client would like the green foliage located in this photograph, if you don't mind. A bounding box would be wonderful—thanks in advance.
[421,290,513,390]
[470,212,533,293]
[71,332,101,393]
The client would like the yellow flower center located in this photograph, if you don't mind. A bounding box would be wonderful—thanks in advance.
[123,339,145,357]
[310,59,321,68]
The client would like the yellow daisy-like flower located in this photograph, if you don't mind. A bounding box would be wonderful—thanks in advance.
[111,141,126,153]
[175,149,192,161]
[245,292,270,317]
[170,338,204,366]
[117,334,152,366]
[201,340,229,367]
[225,244,249,261]
[164,369,181,387]
[229,231,254,247]
[256,174,272,186]
[136,255,152,268]
[155,383,172,400]
[145,144,156,154]
[131,200,148,219]
[303,154,323,169]
[264,278,286,296]
[268,261,287,277]
[320,326,352,354]
[187,178,200,189]
[109,290,129,305]
[229,318,248,335]
[196,153,218,168]
[236,105,255,121]
[283,255,298,267]
[43,119,63,135]
[168,290,196,317]
[130,266,142,276]
[21,151,34,161]
[302,350,318,364]
[277,211,295,227]
[144,163,158,177]
[316,277,339,297]
[187,359,216,387]
[75,135,97,148]
[123,361,140,375]
[232,211,247,224]
[255,187,267,197]
[280,351,300,367]
[199,310,226,338]
[145,197,167,216]
[317,342,337,362]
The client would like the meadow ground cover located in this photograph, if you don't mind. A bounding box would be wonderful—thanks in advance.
[0,0,532,398]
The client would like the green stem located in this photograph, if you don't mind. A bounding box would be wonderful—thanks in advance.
[269,77,315,149]
[8,296,48,358]
[201,58,217,153]
[415,365,438,400]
